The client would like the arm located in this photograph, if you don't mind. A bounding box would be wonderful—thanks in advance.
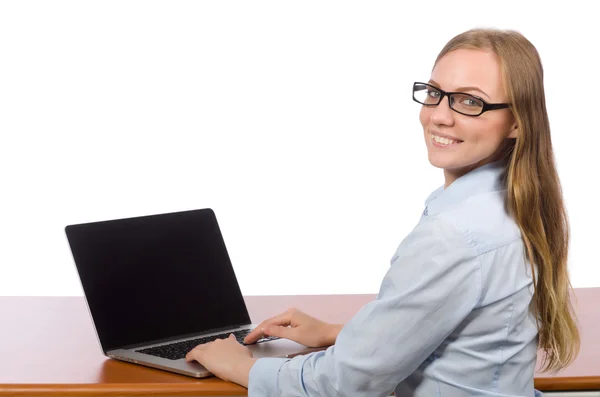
[249,215,481,396]
[327,323,344,345]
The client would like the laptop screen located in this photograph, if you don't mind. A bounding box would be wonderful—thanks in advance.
[66,209,251,352]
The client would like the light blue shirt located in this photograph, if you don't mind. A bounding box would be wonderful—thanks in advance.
[249,160,541,396]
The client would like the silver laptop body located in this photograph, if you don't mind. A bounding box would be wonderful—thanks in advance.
[65,208,316,378]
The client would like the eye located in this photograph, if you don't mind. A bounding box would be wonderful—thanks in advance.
[427,89,440,98]
[462,98,478,107]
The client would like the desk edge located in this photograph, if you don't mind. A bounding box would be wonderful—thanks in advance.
[3,377,600,396]
[0,383,247,397]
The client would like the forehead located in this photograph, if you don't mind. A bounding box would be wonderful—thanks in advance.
[431,48,505,100]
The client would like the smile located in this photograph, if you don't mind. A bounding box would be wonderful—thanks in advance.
[430,132,463,146]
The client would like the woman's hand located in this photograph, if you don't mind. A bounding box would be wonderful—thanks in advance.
[243,308,343,348]
[185,334,256,388]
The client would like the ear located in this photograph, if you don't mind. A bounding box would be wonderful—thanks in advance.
[507,122,518,139]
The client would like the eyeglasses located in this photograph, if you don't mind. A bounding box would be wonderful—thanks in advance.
[412,82,510,117]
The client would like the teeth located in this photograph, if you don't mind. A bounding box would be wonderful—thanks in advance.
[431,133,459,145]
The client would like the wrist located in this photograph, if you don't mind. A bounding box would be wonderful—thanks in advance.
[231,357,257,388]
[328,323,344,345]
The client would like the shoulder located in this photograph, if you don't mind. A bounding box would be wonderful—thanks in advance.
[437,189,522,256]
[433,190,532,303]
[392,213,479,265]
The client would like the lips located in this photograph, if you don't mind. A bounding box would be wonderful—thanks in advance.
[429,130,463,142]
[429,131,463,147]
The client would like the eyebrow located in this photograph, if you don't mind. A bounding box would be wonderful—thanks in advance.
[428,79,491,100]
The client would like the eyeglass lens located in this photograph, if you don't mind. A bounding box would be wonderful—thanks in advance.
[413,83,484,116]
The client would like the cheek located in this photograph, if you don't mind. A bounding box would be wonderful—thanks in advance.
[461,124,479,141]
[462,120,506,146]
[419,108,429,127]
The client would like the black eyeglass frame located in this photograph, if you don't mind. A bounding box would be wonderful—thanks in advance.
[412,82,510,116]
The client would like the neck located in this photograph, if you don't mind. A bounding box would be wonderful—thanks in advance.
[443,146,513,188]
[443,165,475,188]
[443,157,508,189]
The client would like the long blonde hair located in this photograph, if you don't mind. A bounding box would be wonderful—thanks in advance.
[433,28,579,372]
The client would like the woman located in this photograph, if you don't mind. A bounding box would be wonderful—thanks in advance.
[185,28,580,396]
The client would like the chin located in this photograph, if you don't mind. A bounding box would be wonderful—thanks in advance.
[427,152,481,174]
[427,152,460,170]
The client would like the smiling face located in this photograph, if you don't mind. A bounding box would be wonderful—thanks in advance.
[419,48,518,187]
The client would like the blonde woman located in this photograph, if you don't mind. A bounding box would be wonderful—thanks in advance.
[185,28,580,397]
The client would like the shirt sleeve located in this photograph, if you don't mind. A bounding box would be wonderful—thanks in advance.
[248,214,482,397]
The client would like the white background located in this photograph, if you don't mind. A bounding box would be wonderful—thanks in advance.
[1,1,597,296]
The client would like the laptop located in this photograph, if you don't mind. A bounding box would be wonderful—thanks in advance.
[65,208,317,378]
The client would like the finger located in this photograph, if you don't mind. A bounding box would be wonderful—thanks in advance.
[244,312,294,343]
[185,350,198,363]
[185,345,205,362]
[243,327,259,342]
[244,327,266,344]
[244,313,283,343]
[264,324,298,342]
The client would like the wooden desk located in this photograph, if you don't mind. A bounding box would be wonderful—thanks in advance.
[1,290,598,396]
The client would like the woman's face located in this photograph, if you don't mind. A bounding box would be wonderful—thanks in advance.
[419,49,518,187]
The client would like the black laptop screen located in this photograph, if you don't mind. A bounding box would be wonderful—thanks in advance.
[66,209,251,352]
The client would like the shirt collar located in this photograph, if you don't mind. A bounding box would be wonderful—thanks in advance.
[424,159,508,216]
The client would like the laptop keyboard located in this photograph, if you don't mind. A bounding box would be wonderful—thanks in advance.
[135,328,280,360]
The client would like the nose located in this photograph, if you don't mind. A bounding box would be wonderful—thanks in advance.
[430,95,455,126]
